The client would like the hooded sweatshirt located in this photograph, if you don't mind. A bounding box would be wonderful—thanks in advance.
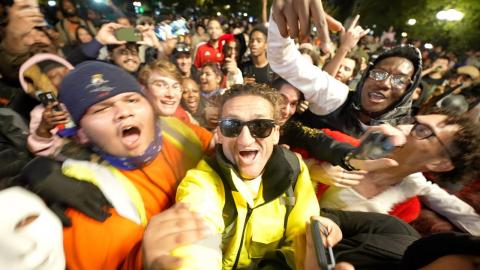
[267,16,422,137]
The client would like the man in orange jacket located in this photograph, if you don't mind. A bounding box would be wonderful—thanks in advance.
[56,61,213,269]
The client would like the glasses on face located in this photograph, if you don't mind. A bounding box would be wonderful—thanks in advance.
[149,80,183,94]
[410,120,454,160]
[219,118,276,138]
[369,69,412,89]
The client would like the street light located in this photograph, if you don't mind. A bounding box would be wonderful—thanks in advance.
[436,9,464,21]
[401,32,408,37]
[407,18,416,25]
[424,43,433,49]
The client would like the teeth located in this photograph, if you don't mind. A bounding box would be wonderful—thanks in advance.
[369,92,385,99]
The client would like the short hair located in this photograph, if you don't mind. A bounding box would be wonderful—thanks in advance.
[426,108,480,184]
[299,47,320,67]
[249,24,268,39]
[138,59,182,86]
[345,52,363,79]
[271,77,305,102]
[217,83,283,124]
[201,61,224,84]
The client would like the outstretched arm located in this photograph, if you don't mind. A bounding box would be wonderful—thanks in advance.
[267,12,350,116]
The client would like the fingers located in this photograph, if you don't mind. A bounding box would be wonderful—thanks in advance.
[363,124,407,147]
[311,216,342,247]
[148,255,183,270]
[272,0,289,37]
[361,28,371,37]
[348,14,360,31]
[326,14,344,32]
[310,0,331,53]
[284,2,299,38]
[350,157,399,172]
[297,0,310,38]
[332,170,364,187]
[143,204,211,266]
[81,198,111,221]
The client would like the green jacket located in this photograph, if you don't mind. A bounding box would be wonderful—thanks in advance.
[175,146,319,269]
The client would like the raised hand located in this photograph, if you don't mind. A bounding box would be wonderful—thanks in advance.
[95,22,126,46]
[143,203,212,270]
[339,15,370,51]
[272,0,344,53]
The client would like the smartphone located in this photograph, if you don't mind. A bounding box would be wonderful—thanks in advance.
[311,219,336,270]
[354,132,394,160]
[115,28,142,42]
[37,91,62,112]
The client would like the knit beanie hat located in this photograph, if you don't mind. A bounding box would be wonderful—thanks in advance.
[59,61,144,124]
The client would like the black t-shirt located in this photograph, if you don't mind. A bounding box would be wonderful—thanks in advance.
[242,60,276,84]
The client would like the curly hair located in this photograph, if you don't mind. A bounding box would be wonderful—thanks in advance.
[217,83,283,124]
[426,108,480,184]
[138,59,183,86]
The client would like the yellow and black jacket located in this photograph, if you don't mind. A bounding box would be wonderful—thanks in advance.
[175,146,319,269]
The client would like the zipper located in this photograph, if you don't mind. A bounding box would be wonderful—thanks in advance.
[232,206,253,269]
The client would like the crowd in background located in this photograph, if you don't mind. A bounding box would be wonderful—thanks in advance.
[0,0,479,269]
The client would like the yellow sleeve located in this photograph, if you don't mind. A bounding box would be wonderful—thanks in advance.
[173,160,225,270]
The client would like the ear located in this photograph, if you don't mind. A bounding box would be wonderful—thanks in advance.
[272,125,280,145]
[425,158,454,172]
[215,126,223,144]
[76,128,90,144]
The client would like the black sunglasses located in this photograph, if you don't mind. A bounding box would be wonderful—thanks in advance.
[219,119,276,138]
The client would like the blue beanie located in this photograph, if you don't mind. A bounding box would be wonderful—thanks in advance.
[59,61,144,124]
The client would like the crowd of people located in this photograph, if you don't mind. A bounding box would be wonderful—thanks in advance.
[0,0,479,269]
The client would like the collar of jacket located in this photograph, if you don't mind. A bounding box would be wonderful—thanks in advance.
[213,145,298,203]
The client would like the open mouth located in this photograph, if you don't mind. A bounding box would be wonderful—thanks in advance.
[121,126,141,149]
[368,91,386,103]
[238,150,258,163]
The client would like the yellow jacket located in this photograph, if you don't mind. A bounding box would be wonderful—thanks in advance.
[175,146,320,269]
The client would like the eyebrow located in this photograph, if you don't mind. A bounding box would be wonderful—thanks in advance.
[373,67,410,76]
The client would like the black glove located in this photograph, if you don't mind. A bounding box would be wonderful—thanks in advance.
[19,157,111,227]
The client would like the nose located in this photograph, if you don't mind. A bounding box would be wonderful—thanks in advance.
[376,75,392,90]
[164,87,176,97]
[115,104,133,120]
[236,125,255,146]
[283,104,292,118]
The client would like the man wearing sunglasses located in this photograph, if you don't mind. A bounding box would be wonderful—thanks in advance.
[268,7,422,138]
[175,83,338,269]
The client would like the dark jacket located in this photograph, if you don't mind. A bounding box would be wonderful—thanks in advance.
[299,45,423,137]
[0,108,31,186]
[280,119,356,169]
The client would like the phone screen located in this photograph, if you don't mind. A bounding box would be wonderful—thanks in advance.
[37,92,62,112]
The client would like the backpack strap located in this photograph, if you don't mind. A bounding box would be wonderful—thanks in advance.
[278,149,301,248]
[204,155,237,230]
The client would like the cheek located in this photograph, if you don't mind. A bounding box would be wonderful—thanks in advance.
[392,89,406,100]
